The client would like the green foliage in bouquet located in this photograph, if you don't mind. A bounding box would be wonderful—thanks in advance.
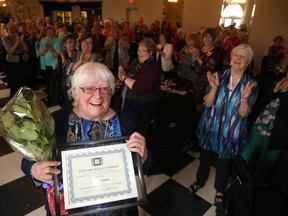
[0,88,55,161]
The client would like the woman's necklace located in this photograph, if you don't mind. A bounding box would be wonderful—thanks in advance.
[78,116,109,141]
[229,75,240,96]
[76,108,109,141]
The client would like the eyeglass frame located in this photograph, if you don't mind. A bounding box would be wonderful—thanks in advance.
[137,49,149,53]
[79,86,112,95]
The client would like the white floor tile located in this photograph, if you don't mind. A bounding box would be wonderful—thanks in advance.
[138,206,151,216]
[187,150,201,159]
[48,105,61,113]
[203,205,217,216]
[0,152,25,186]
[24,206,46,216]
[0,88,10,100]
[196,167,216,204]
[172,159,200,189]
[143,174,170,194]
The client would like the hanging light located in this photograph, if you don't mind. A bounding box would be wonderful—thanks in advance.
[0,0,6,7]
[168,0,178,2]
[224,0,246,3]
[222,4,243,18]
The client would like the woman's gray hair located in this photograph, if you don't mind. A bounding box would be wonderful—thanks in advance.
[70,62,115,106]
[231,43,254,65]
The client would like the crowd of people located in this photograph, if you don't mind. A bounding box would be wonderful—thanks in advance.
[0,12,287,215]
[0,15,254,103]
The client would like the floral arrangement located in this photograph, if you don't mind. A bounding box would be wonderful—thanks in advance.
[0,87,55,161]
[0,87,70,216]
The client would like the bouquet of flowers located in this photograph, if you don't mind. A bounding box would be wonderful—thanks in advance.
[0,87,70,215]
[0,87,55,161]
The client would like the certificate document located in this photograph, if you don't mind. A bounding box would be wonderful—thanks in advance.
[61,143,138,209]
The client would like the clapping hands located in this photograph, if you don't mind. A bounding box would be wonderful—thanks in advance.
[274,77,288,93]
[242,81,255,100]
[207,71,219,90]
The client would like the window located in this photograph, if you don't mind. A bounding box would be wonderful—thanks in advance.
[220,3,244,28]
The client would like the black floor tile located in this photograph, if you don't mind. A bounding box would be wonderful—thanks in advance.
[0,136,13,156]
[0,176,44,216]
[147,153,195,177]
[140,179,211,216]
[165,153,196,177]
[0,97,10,108]
[251,185,288,216]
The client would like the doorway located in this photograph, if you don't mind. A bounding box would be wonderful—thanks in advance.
[162,0,184,32]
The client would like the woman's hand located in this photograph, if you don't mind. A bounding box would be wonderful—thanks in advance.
[207,71,219,90]
[118,66,127,82]
[104,36,113,48]
[15,34,21,45]
[191,48,200,59]
[274,77,288,93]
[239,81,255,117]
[241,81,255,100]
[79,51,85,63]
[60,51,65,64]
[31,161,61,185]
[192,48,203,64]
[45,42,51,50]
[125,132,148,163]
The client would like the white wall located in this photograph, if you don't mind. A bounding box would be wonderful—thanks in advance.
[24,0,44,22]
[102,0,162,30]
[249,0,288,74]
[182,0,222,34]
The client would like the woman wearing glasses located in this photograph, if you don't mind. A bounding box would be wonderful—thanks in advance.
[115,38,161,133]
[62,32,103,105]
[21,62,148,216]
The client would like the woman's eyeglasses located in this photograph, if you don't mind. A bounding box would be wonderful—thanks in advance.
[80,86,112,95]
[137,49,148,53]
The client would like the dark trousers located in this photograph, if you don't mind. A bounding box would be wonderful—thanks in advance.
[162,69,176,80]
[42,66,56,100]
[7,61,29,98]
[197,149,231,193]
[27,57,39,89]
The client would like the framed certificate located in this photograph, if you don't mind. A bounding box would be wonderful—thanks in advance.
[52,136,148,216]
[61,144,138,209]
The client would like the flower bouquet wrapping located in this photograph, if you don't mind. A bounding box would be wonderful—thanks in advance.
[0,87,55,161]
[0,87,70,216]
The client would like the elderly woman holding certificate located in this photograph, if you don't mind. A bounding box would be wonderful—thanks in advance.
[21,62,148,216]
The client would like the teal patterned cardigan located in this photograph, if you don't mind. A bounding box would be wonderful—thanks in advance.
[196,69,258,159]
